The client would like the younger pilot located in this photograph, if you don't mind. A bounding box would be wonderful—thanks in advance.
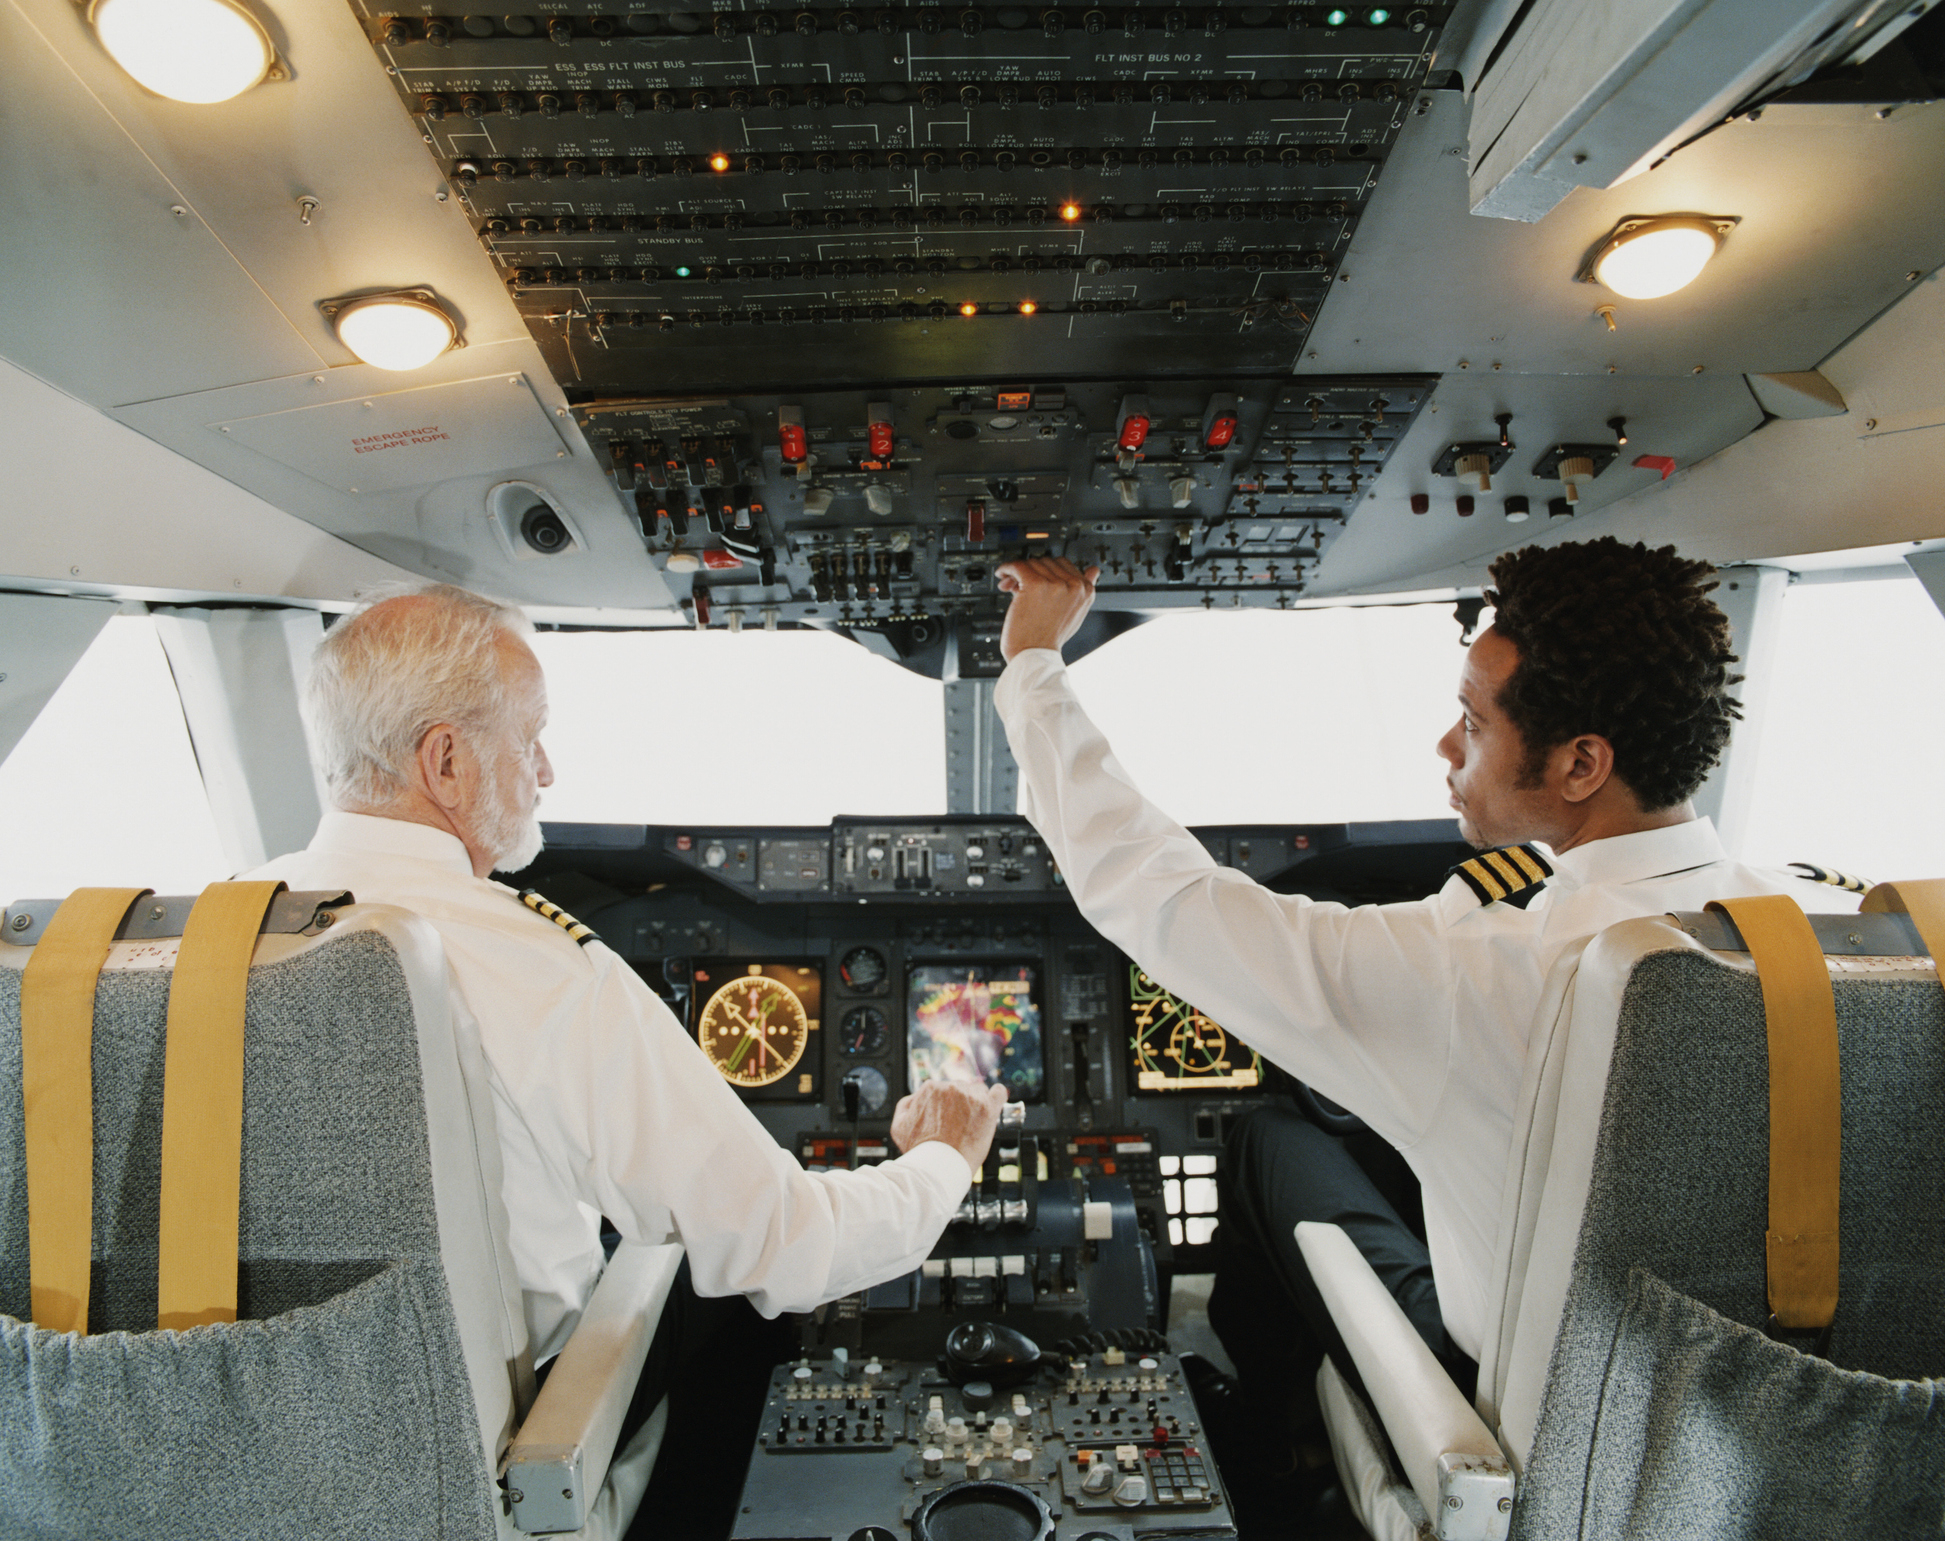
[993,537,1848,1514]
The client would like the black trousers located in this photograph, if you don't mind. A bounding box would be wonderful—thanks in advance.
[1206,1105,1473,1439]
[598,1257,794,1541]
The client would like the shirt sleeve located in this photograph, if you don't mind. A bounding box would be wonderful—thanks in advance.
[994,648,1461,1145]
[545,949,973,1317]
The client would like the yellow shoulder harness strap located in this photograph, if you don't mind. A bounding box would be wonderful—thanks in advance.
[1859,879,1945,972]
[19,887,150,1335]
[1706,895,1842,1333]
[157,880,284,1332]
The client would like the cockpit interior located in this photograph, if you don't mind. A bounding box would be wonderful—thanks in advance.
[3,0,1944,1536]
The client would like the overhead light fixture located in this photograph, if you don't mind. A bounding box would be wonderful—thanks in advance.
[320,290,461,371]
[1579,214,1738,300]
[90,0,282,105]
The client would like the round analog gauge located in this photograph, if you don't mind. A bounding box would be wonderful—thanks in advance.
[841,1065,891,1117]
[839,946,889,992]
[698,969,811,1088]
[840,1005,891,1057]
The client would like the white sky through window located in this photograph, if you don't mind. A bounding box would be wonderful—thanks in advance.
[529,627,947,825]
[0,616,228,904]
[4,572,1944,904]
[1065,604,1464,825]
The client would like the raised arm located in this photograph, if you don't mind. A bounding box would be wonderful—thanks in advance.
[992,560,1458,1144]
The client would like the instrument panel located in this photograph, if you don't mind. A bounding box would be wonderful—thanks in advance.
[532,811,1463,1267]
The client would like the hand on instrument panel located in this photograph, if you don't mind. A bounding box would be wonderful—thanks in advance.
[890,1079,1009,1173]
[996,557,1101,662]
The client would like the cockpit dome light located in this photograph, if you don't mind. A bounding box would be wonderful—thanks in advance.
[90,0,278,105]
[1583,215,1735,300]
[326,292,461,371]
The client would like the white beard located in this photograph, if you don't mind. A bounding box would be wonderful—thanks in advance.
[477,754,546,875]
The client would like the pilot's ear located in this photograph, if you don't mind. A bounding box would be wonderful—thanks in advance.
[418,723,465,808]
[1558,733,1616,804]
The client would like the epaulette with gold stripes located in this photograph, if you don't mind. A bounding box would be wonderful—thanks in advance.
[1448,843,1554,908]
[1789,862,1873,894]
[519,888,600,947]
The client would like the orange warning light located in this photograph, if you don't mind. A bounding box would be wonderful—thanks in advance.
[1017,300,1037,315]
[959,301,980,317]
[1059,202,1082,222]
[708,152,731,172]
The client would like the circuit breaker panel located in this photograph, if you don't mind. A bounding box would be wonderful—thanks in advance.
[359,3,1447,390]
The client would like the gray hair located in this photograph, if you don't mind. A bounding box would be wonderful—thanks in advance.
[305,582,534,810]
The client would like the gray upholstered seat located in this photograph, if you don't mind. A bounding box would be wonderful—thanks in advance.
[0,902,676,1540]
[1302,913,1945,1541]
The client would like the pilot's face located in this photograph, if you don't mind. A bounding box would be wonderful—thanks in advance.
[1435,627,1551,850]
[474,636,555,873]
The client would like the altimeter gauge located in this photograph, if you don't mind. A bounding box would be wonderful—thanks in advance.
[699,966,812,1088]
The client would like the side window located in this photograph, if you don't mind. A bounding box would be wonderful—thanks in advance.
[1739,573,1945,882]
[0,616,228,903]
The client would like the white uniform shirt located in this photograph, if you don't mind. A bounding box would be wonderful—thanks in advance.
[995,648,1852,1360]
[251,812,972,1359]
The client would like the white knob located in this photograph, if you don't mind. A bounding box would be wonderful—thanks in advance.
[922,1447,944,1477]
[966,844,984,860]
[945,1417,969,1446]
[1115,476,1140,509]
[804,486,834,515]
[703,844,727,868]
[865,484,894,515]
[1456,452,1492,493]
[1169,476,1195,509]
[1012,1447,1033,1477]
[665,551,701,573]
[924,1409,946,1435]
[1113,1475,1149,1507]
[991,1419,1013,1445]
[1082,1461,1115,1495]
[967,873,985,887]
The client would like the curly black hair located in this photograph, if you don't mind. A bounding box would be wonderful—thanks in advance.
[1485,537,1739,812]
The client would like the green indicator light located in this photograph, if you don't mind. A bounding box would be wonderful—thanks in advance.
[1367,6,1390,20]
[674,265,692,277]
[1324,7,1348,24]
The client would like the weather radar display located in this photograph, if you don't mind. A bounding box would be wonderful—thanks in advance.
[1127,967,1262,1092]
[907,963,1044,1100]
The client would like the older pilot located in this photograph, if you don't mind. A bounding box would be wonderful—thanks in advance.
[250,583,1002,1525]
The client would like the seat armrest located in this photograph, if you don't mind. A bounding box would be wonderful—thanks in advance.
[505,1243,684,1535]
[1296,1222,1513,1541]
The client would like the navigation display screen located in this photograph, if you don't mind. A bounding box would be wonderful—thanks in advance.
[1126,966,1262,1093]
[907,963,1044,1101]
